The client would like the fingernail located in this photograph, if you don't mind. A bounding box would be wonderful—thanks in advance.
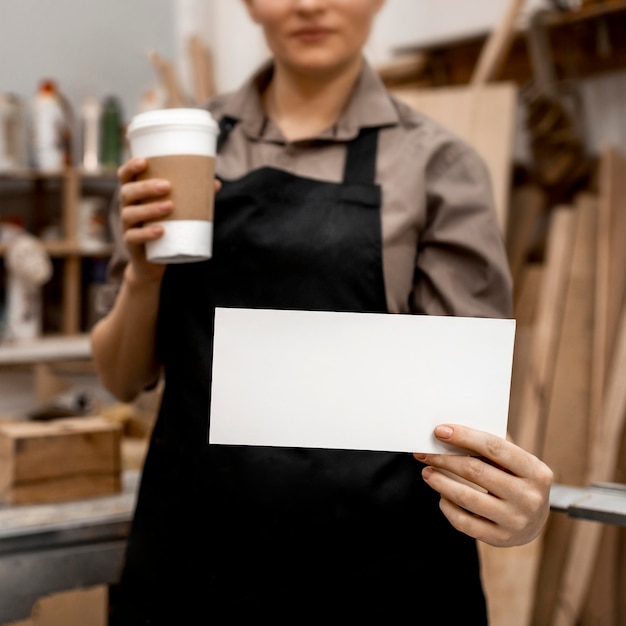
[155,180,170,192]
[435,425,454,440]
[414,453,427,461]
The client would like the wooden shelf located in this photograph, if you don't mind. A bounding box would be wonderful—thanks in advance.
[0,240,113,257]
[0,334,91,366]
[0,167,117,340]
[0,168,117,181]
[392,1,626,88]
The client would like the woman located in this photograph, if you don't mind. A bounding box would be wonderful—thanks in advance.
[93,1,553,623]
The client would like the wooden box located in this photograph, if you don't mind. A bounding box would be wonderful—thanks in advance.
[0,416,122,505]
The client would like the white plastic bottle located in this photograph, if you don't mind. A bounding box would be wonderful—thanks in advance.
[30,79,70,173]
[80,95,102,172]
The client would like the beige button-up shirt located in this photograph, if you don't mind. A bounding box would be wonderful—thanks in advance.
[103,60,512,319]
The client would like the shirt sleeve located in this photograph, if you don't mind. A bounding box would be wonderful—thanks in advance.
[411,140,513,319]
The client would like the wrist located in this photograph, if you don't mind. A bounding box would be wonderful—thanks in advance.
[123,262,164,292]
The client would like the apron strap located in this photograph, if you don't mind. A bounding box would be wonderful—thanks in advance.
[218,115,380,186]
[217,115,238,152]
[342,126,379,186]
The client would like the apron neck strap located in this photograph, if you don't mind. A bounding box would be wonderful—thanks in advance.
[342,127,379,186]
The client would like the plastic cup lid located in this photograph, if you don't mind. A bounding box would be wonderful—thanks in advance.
[127,108,218,137]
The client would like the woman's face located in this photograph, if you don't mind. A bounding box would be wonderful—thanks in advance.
[244,0,385,77]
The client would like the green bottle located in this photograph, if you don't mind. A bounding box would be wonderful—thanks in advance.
[99,96,123,171]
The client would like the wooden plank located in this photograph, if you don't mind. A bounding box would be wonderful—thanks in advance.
[61,257,81,335]
[582,526,619,625]
[470,0,526,85]
[531,194,597,625]
[591,146,626,438]
[513,207,577,455]
[188,34,216,105]
[7,474,121,506]
[148,50,185,108]
[479,206,579,626]
[553,302,626,625]
[506,184,547,295]
[480,208,576,626]
[482,207,576,626]
[391,82,517,234]
[27,586,108,626]
[508,263,544,442]
[567,147,626,626]
[375,52,429,88]
[542,194,596,481]
[61,168,78,245]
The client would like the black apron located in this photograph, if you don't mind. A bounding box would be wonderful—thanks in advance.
[113,119,488,624]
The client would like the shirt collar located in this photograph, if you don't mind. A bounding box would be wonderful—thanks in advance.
[220,58,400,142]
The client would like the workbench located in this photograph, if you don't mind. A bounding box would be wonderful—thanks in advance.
[0,470,137,624]
[1,472,626,623]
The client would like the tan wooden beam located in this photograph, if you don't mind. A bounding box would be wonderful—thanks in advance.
[552,146,626,626]
[591,147,626,441]
[553,300,626,625]
[148,50,186,108]
[514,206,577,456]
[188,34,216,104]
[470,0,527,85]
[531,194,598,625]
[506,184,547,295]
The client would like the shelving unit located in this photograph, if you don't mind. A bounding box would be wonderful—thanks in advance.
[0,167,117,337]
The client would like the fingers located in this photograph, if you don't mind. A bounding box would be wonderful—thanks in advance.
[423,464,512,526]
[422,424,546,480]
[121,200,173,232]
[118,157,147,183]
[437,497,513,546]
[117,158,174,235]
[414,424,553,547]
[422,466,543,546]
[415,424,553,504]
[120,178,172,208]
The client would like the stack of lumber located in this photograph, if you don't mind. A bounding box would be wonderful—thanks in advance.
[506,146,626,626]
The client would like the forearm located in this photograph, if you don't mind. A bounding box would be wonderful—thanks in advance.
[90,265,163,402]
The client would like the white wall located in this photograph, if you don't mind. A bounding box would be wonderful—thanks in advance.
[0,0,177,122]
[374,0,547,52]
[203,0,550,94]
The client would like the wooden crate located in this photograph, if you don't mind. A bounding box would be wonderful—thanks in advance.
[1,585,108,626]
[0,416,121,505]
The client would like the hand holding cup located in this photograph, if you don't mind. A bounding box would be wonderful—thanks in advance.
[126,108,219,264]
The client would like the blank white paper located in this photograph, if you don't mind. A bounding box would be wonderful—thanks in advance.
[209,307,516,454]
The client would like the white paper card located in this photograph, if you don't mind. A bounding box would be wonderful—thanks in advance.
[209,307,516,454]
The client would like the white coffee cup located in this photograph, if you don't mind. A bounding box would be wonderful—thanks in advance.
[126,108,219,263]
